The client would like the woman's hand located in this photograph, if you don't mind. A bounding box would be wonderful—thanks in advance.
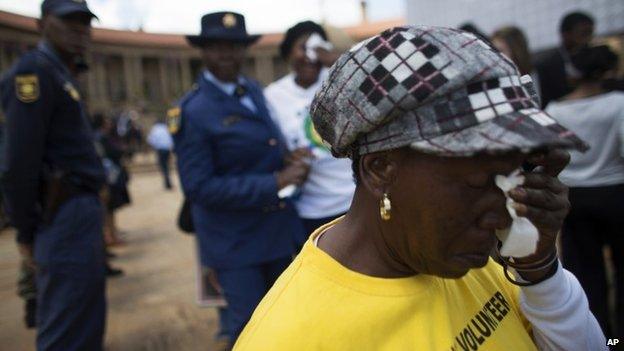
[508,149,571,281]
[278,148,313,189]
[285,147,314,166]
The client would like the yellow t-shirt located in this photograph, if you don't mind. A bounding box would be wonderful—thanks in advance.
[235,220,537,351]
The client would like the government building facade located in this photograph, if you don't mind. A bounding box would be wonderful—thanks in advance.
[0,10,401,119]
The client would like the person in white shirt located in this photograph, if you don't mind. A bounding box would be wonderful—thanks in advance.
[265,21,355,249]
[546,44,623,337]
[147,121,174,189]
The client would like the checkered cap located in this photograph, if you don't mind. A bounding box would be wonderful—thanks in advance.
[310,25,588,157]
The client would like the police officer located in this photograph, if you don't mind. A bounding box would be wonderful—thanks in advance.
[172,12,308,345]
[0,1,106,350]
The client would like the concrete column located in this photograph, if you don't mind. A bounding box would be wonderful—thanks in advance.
[180,57,192,91]
[122,54,135,102]
[158,57,169,102]
[123,54,144,103]
[94,55,109,110]
[134,56,144,103]
[168,58,178,98]
[254,54,274,86]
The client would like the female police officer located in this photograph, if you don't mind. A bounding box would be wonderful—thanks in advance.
[172,12,307,345]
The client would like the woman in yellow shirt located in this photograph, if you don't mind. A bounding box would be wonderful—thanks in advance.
[235,25,607,351]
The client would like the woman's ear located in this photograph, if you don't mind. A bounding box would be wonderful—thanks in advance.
[359,151,399,198]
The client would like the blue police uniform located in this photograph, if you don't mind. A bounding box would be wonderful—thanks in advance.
[172,71,304,340]
[1,41,106,350]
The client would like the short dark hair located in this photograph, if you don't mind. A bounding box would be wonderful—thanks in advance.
[571,45,618,81]
[559,11,594,33]
[279,21,327,60]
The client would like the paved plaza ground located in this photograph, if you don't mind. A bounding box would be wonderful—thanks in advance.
[0,171,221,351]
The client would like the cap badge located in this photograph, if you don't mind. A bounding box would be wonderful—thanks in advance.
[223,13,237,28]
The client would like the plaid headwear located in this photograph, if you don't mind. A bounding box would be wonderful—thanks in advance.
[310,25,588,158]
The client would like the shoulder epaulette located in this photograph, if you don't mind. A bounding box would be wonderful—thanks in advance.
[7,51,46,103]
[168,85,201,135]
[166,106,182,135]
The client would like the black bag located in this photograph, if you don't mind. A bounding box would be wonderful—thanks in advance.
[177,199,194,234]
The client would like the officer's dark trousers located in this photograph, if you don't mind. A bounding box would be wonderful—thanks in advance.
[216,257,291,342]
[156,149,172,189]
[34,194,106,351]
[562,184,624,338]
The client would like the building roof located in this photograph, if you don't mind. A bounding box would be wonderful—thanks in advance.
[0,10,404,49]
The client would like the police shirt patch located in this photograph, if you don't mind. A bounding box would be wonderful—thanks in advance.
[63,82,81,101]
[167,107,181,134]
[15,74,39,103]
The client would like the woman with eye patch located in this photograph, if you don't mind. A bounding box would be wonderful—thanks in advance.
[265,21,355,250]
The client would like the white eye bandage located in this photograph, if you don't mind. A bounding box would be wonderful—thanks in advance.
[494,169,539,258]
[305,33,333,62]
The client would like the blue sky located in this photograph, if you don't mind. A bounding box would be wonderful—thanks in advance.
[0,0,406,33]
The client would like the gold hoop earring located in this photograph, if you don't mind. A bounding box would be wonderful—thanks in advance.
[380,192,392,221]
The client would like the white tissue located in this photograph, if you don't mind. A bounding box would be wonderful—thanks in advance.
[494,169,539,258]
[278,184,297,199]
[305,33,334,62]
